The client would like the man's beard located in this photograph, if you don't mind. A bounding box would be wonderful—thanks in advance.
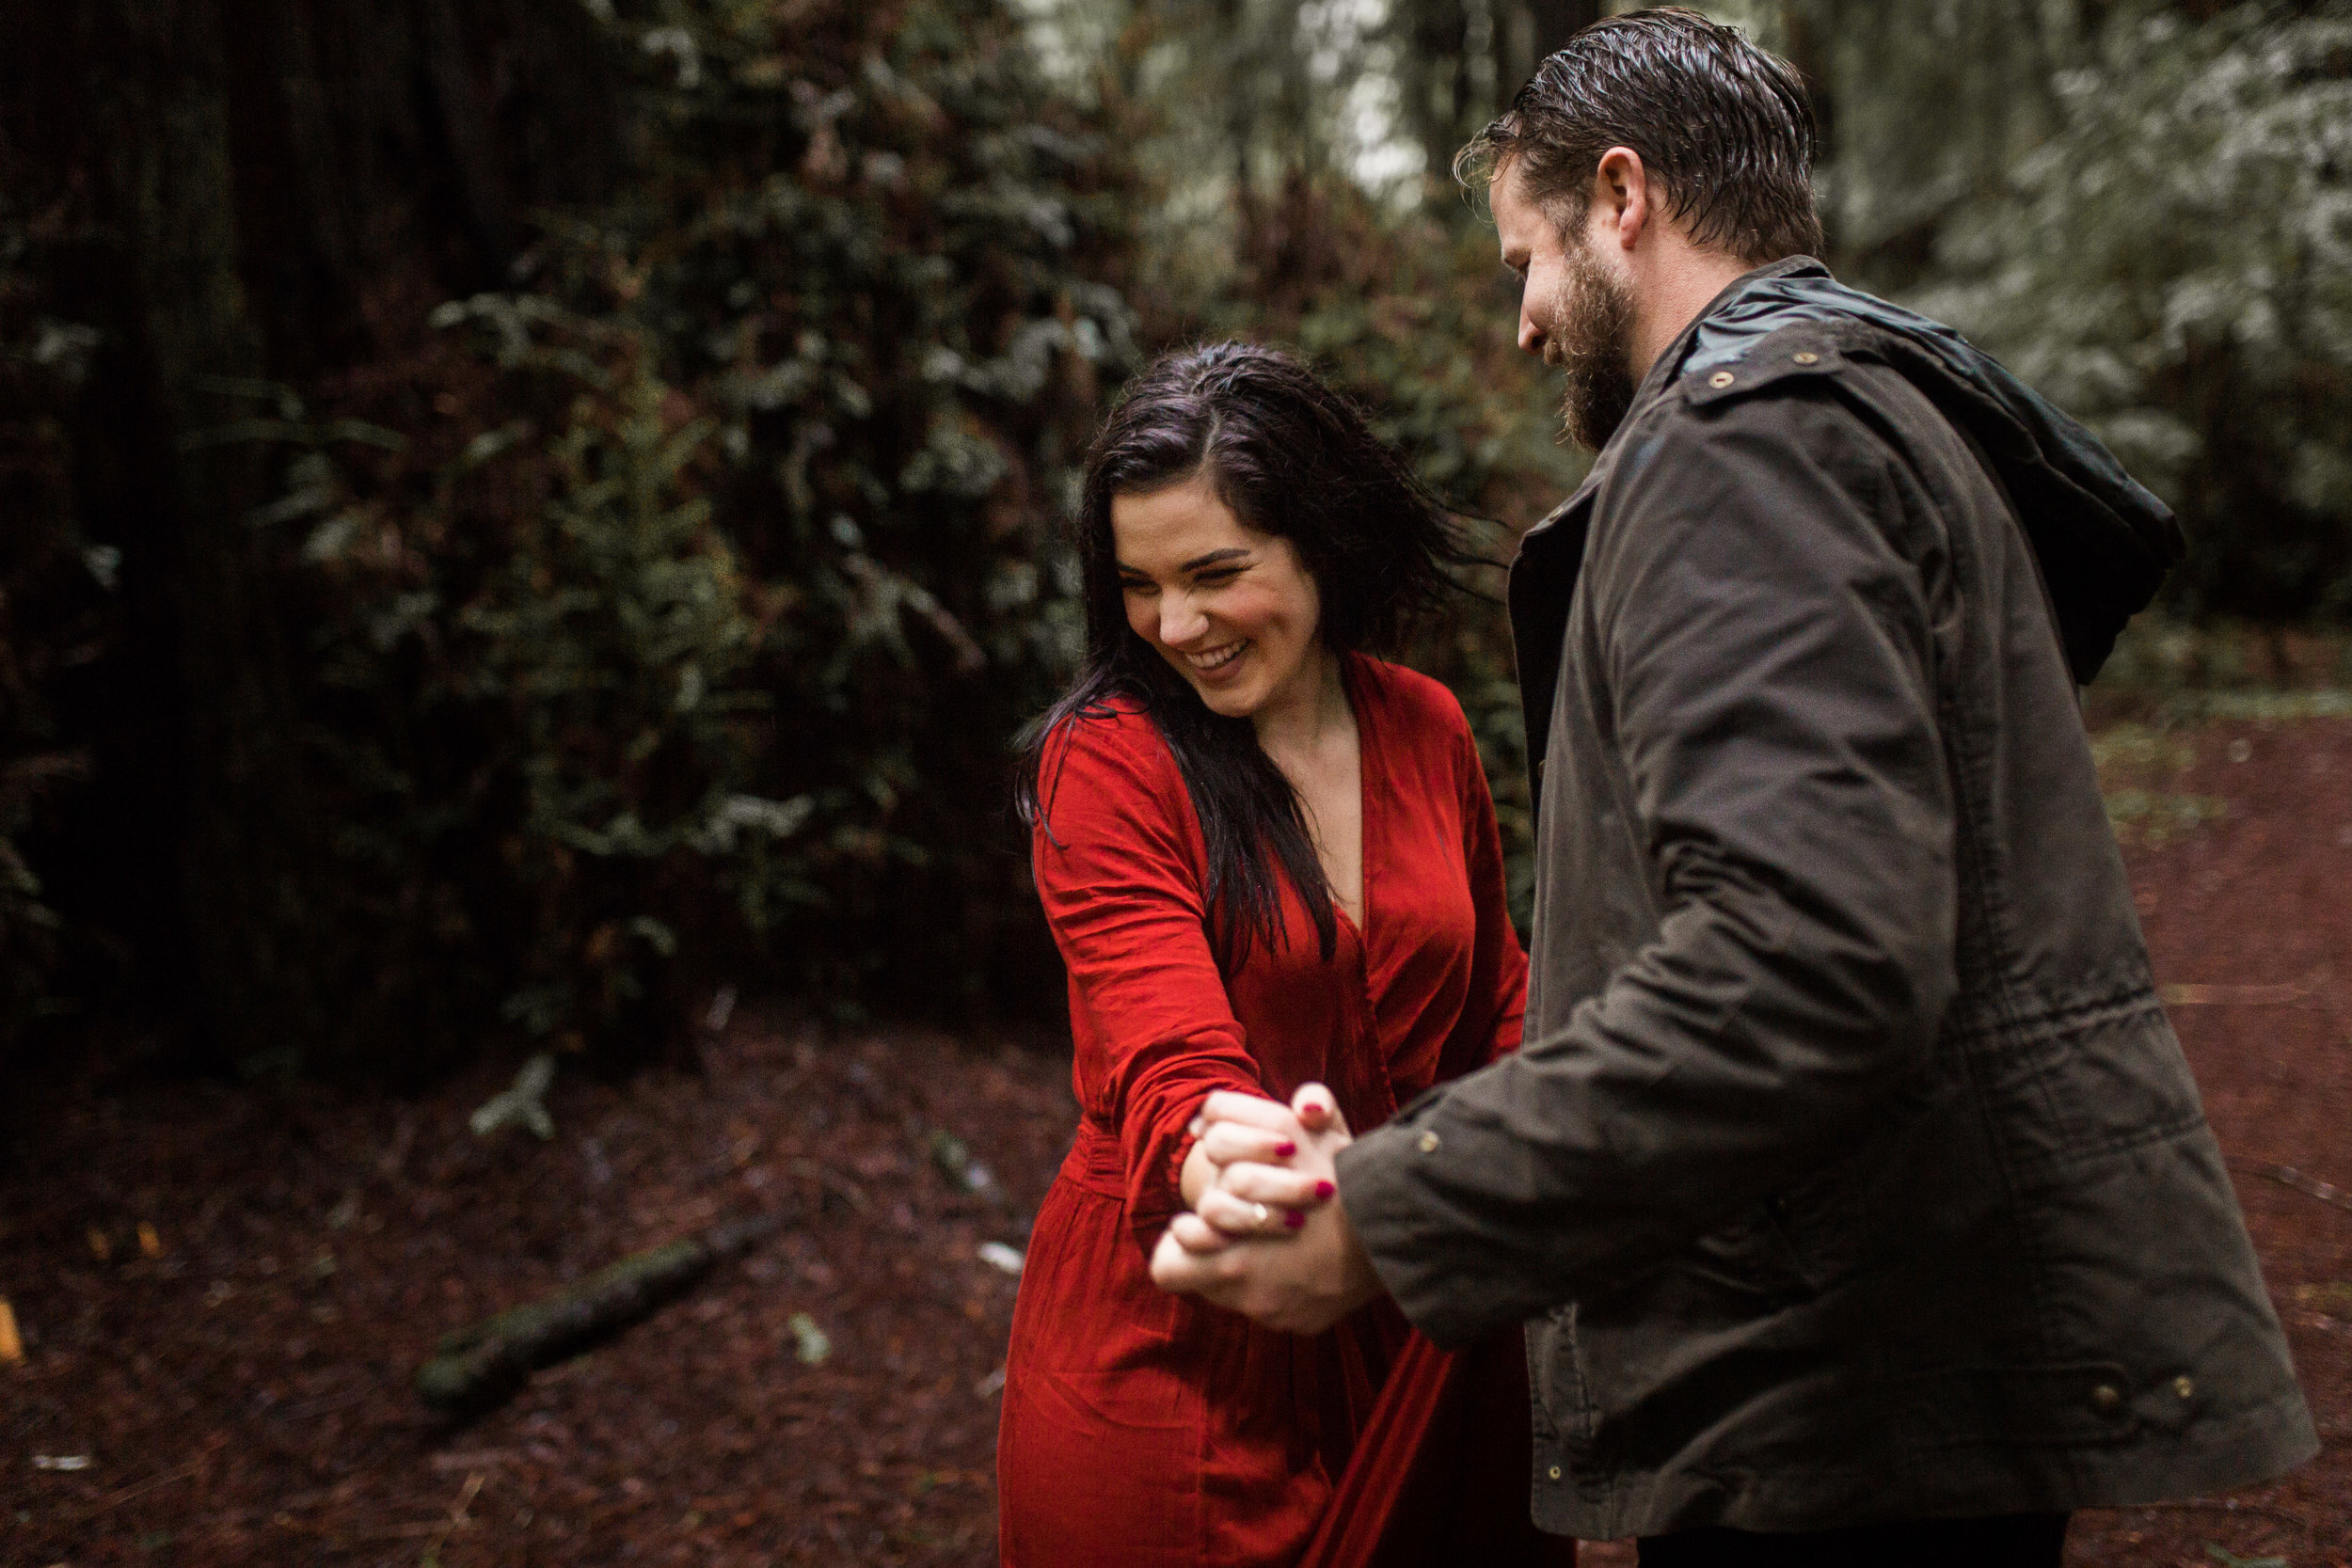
[1545,244,1639,452]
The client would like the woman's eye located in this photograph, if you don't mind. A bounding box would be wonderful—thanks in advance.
[1194,569,1240,587]
[1120,578,1154,595]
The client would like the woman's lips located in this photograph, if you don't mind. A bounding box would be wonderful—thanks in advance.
[1184,640,1249,678]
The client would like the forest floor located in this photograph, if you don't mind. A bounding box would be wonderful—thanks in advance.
[7,712,2350,1568]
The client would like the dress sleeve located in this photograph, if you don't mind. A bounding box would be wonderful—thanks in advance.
[1033,712,1269,1241]
[1434,707,1529,1085]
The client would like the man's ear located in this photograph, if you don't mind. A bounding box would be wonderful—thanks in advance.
[1593,145,1651,254]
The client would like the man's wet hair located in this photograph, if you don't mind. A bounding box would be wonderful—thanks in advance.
[1457,7,1824,265]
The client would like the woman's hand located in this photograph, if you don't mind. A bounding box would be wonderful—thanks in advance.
[1151,1083,1379,1332]
[1177,1092,1299,1209]
[1174,1085,1350,1250]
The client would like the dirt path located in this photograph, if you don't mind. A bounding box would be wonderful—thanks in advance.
[6,717,2346,1566]
[5,1023,1078,1565]
[2067,713,2352,1567]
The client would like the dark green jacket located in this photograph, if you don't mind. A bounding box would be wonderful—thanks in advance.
[1336,259,2316,1537]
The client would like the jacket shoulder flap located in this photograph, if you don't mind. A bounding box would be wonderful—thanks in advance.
[1675,322,1852,412]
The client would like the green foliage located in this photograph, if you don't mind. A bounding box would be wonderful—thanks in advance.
[37,0,2352,1076]
[274,313,791,1063]
[254,0,1138,1068]
[1911,1,2352,620]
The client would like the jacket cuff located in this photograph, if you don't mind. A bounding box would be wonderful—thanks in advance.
[1336,1110,1561,1350]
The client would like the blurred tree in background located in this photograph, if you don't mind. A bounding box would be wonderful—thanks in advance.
[2,0,2346,1084]
[1910,3,2352,620]
[1782,0,2352,619]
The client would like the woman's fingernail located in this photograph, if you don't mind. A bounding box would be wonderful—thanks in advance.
[1188,1117,1204,1137]
[1275,1140,1296,1158]
[1315,1180,1335,1201]
[1284,1210,1307,1229]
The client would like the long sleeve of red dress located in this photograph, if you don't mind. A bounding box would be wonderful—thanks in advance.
[1027,705,1271,1239]
[999,657,1557,1568]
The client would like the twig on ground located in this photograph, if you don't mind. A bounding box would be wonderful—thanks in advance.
[2160,983,2310,1007]
[2125,1497,2316,1550]
[791,1157,872,1213]
[421,1469,486,1563]
[414,1210,784,1416]
[2225,1156,2352,1215]
[70,1456,206,1522]
[277,1387,370,1420]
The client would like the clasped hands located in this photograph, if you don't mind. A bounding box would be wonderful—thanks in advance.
[1147,1083,1384,1335]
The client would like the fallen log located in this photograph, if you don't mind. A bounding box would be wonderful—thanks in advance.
[415,1211,782,1417]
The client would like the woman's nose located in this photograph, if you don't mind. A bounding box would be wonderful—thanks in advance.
[1158,594,1207,647]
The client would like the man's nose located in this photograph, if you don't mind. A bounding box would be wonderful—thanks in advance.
[1518,309,1545,356]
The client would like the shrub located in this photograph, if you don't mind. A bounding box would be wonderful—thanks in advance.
[245,0,1139,1071]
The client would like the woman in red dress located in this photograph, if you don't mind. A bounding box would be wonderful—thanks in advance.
[998,343,1572,1566]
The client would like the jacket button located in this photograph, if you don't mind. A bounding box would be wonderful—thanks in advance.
[2174,1375,2196,1400]
[1548,1465,1563,1481]
[1416,1131,1441,1154]
[2090,1384,2123,1415]
[1793,351,1820,364]
[1708,371,1736,388]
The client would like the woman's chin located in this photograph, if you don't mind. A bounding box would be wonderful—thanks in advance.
[1191,678,1263,718]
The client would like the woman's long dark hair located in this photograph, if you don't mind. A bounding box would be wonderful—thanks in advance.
[1015,341,1479,970]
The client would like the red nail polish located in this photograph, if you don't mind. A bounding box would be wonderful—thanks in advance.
[1284,1210,1306,1229]
[1315,1180,1335,1201]
[1275,1140,1296,1158]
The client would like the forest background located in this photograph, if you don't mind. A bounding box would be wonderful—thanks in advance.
[5,0,2351,1098]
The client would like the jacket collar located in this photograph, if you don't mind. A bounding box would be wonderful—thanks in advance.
[1516,256,1828,551]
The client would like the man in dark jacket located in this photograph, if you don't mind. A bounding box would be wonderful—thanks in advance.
[1152,8,2316,1562]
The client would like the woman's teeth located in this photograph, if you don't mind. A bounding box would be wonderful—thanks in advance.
[1187,641,1248,673]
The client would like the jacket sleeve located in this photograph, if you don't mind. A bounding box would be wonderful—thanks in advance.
[1337,390,1959,1347]
[1033,713,1269,1243]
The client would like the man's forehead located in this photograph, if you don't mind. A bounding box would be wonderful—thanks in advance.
[1489,163,1544,247]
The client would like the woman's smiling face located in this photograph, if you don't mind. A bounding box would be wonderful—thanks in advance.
[1111,474,1326,722]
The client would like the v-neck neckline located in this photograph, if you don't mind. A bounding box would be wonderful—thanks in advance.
[1334,654,1375,948]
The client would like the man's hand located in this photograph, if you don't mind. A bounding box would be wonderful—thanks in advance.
[1150,1084,1386,1335]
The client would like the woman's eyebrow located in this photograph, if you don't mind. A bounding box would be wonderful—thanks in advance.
[1180,547,1251,572]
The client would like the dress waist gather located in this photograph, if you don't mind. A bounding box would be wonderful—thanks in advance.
[1057,1117,1131,1201]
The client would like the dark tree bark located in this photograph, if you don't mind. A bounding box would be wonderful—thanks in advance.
[1508,0,1603,88]
[74,0,324,1064]
[3,0,627,1069]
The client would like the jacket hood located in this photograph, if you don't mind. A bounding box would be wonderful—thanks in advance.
[1675,260,2185,685]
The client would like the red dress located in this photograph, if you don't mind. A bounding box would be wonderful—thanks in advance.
[998,656,1561,1567]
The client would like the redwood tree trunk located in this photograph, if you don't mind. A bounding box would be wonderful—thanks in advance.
[81,0,324,1065]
